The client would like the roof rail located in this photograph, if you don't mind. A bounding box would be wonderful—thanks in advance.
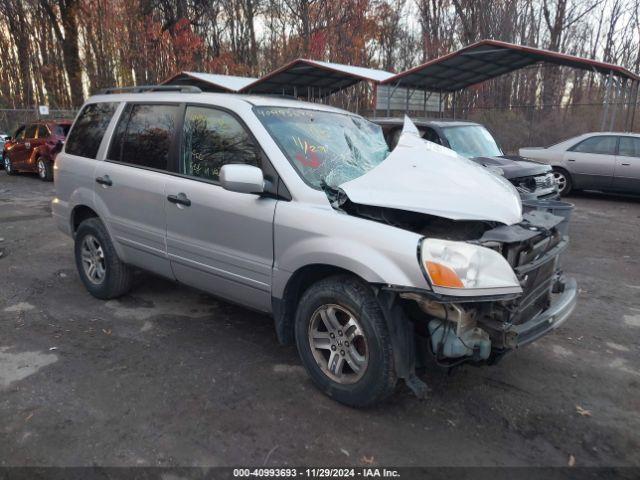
[97,85,202,95]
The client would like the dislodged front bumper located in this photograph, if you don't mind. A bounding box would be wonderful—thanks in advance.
[506,276,577,347]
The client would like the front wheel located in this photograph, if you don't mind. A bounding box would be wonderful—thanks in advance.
[4,157,15,175]
[294,275,397,407]
[74,218,133,299]
[37,157,53,181]
[553,168,572,196]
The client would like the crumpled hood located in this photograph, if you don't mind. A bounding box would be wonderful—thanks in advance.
[472,155,551,179]
[339,117,522,225]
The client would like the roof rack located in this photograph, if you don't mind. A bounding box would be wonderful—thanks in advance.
[98,85,202,95]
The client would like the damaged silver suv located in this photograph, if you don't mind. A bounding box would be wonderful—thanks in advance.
[53,86,577,407]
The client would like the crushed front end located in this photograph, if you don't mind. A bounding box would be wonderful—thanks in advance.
[398,210,577,366]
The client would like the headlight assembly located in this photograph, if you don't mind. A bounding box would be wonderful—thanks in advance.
[419,238,522,297]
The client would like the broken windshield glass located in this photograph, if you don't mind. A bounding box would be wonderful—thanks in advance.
[254,107,390,189]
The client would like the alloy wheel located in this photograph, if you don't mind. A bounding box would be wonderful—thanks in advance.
[553,171,567,193]
[80,234,106,284]
[4,158,10,173]
[37,159,46,179]
[308,304,368,384]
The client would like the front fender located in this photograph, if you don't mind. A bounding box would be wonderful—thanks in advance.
[272,202,427,299]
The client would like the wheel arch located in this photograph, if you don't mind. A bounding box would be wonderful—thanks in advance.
[272,264,366,345]
[70,204,100,235]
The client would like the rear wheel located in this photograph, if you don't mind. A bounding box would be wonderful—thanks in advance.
[4,157,15,175]
[294,275,396,407]
[37,157,53,181]
[74,218,133,299]
[553,168,572,196]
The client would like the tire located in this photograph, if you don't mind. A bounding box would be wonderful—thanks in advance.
[553,167,572,196]
[4,156,15,175]
[294,274,397,407]
[37,157,53,181]
[74,217,133,299]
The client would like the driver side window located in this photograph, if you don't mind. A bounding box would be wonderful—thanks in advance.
[181,106,260,182]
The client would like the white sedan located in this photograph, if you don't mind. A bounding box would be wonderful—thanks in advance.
[520,132,640,195]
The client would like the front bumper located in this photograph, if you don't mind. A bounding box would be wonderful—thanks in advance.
[508,276,577,347]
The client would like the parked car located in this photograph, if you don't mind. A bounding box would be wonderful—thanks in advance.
[520,132,640,195]
[3,120,72,180]
[373,118,559,200]
[53,88,576,407]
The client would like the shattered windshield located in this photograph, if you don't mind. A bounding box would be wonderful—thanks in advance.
[441,125,503,158]
[254,106,390,189]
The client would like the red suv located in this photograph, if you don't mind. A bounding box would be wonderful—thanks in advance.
[3,120,72,181]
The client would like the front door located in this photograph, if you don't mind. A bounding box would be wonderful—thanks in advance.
[94,102,181,279]
[563,135,617,190]
[165,105,276,312]
[12,124,37,168]
[613,136,640,193]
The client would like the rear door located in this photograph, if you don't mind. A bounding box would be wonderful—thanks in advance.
[28,124,50,169]
[95,102,181,279]
[563,135,617,190]
[613,136,640,193]
[164,105,276,311]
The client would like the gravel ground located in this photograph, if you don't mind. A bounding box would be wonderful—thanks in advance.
[0,171,639,468]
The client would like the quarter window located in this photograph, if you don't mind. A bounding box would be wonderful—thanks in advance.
[14,126,25,140]
[109,103,180,170]
[180,106,260,181]
[66,103,118,159]
[570,136,617,155]
[618,137,640,157]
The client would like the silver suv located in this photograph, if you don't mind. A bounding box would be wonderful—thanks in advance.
[53,87,577,407]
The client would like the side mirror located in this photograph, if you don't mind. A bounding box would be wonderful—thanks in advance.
[219,164,264,195]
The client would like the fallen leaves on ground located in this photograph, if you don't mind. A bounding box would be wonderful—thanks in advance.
[576,405,592,417]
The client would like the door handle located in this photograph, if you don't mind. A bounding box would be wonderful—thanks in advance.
[567,159,576,162]
[95,175,113,187]
[621,163,631,166]
[167,193,191,207]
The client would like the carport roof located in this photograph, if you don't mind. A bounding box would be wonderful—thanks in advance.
[241,58,395,95]
[161,71,258,92]
[384,39,640,92]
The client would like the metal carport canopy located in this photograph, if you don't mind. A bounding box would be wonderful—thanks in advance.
[241,58,395,95]
[161,71,258,92]
[384,39,640,92]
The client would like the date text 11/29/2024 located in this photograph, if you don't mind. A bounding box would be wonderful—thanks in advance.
[233,468,401,478]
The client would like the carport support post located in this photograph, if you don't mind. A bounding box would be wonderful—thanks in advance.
[438,89,443,119]
[452,91,456,119]
[423,90,427,119]
[601,71,613,131]
[405,87,410,113]
[609,79,621,131]
[630,80,639,131]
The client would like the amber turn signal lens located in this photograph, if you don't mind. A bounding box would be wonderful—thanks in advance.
[425,261,464,288]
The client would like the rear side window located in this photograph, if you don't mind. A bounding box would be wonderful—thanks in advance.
[422,127,441,144]
[108,103,180,171]
[570,136,617,155]
[180,106,260,182]
[25,125,37,139]
[618,137,640,157]
[66,103,118,159]
[55,124,71,136]
[14,126,25,140]
[37,125,49,138]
